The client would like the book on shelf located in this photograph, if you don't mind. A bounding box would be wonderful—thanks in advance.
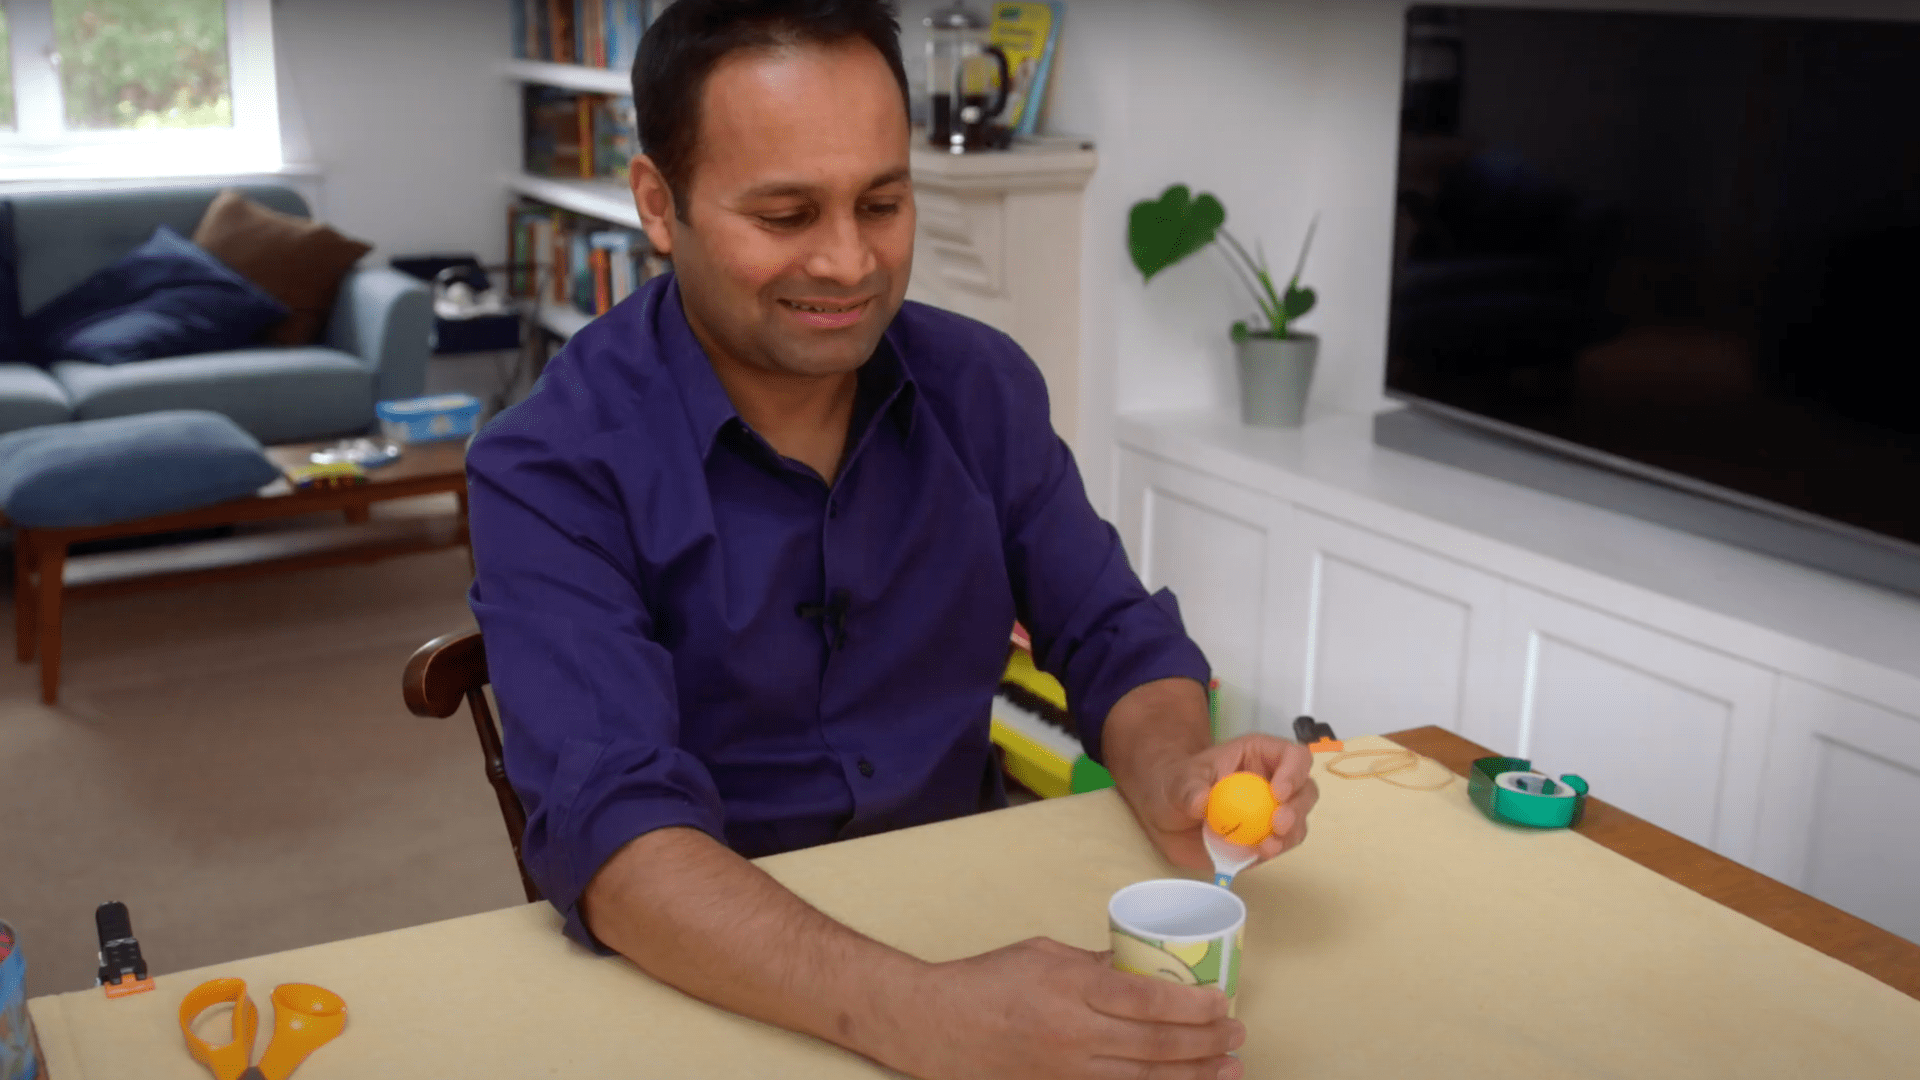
[522,86,637,181]
[523,86,581,176]
[596,96,638,183]
[508,199,670,325]
[512,0,653,69]
[991,1,1063,137]
[550,0,575,64]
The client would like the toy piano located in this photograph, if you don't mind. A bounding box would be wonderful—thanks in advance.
[989,625,1222,799]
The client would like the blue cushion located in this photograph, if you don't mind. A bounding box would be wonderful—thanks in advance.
[52,346,375,444]
[0,409,279,528]
[25,225,288,367]
[0,202,25,361]
[0,363,72,435]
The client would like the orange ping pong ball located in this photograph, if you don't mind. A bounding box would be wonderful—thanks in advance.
[1207,772,1281,846]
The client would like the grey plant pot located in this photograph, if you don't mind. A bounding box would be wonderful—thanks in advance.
[1235,332,1319,428]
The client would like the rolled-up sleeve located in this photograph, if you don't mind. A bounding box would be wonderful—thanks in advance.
[465,421,725,951]
[991,348,1212,764]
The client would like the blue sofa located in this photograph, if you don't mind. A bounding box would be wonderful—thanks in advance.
[0,184,431,443]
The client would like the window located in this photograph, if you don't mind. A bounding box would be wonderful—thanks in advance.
[0,0,279,179]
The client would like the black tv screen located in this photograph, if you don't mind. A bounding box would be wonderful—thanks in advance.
[1388,5,1920,551]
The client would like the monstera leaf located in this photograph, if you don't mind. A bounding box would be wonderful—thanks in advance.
[1129,185,1225,282]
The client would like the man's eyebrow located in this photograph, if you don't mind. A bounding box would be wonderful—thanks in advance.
[740,167,912,200]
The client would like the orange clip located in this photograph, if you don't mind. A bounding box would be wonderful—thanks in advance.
[103,972,155,998]
[1308,737,1345,754]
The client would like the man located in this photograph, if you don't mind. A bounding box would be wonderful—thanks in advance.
[466,1,1319,1077]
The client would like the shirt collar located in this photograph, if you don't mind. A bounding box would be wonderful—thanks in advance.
[861,329,920,441]
[657,273,920,459]
[656,274,745,458]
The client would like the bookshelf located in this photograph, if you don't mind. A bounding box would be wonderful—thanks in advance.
[505,172,640,230]
[503,42,653,348]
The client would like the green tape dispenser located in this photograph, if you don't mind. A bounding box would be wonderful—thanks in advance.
[1468,757,1590,828]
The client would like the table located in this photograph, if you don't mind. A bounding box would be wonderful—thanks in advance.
[9,439,468,704]
[28,732,1920,1078]
[1391,725,1920,1000]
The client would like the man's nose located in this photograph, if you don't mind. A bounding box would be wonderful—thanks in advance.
[804,208,877,286]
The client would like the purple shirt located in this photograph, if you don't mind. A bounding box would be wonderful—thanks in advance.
[466,273,1209,948]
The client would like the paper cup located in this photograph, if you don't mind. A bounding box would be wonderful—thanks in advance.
[1,920,38,1080]
[1108,880,1248,1016]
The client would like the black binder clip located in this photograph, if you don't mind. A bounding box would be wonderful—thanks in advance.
[1293,715,1344,753]
[96,901,154,998]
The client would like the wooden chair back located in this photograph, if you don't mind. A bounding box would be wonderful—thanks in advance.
[402,630,541,903]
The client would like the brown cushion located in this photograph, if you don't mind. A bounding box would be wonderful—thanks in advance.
[192,189,373,347]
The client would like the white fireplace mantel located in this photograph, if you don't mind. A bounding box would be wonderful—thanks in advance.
[906,133,1098,445]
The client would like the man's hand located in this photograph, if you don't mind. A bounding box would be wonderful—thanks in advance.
[893,937,1245,1080]
[1127,732,1320,873]
[1101,678,1321,873]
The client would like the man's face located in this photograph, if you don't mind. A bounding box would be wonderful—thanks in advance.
[635,39,914,381]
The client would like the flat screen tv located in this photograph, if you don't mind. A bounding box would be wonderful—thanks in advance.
[1386,5,1920,572]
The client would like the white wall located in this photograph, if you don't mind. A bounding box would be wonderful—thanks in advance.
[275,0,515,263]
[901,0,1405,512]
[903,0,1920,514]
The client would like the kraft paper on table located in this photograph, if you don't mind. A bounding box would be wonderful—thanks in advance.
[30,736,1920,1078]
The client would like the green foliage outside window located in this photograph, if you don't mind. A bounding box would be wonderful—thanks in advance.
[54,0,231,130]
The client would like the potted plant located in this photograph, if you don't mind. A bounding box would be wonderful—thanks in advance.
[1128,184,1319,427]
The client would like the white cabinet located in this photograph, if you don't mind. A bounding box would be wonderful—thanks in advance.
[1495,586,1776,861]
[906,137,1096,446]
[1271,510,1509,747]
[1114,450,1292,740]
[1754,678,1920,943]
[1114,411,1920,944]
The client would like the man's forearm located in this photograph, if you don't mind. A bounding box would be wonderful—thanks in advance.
[581,826,929,1067]
[1101,676,1213,801]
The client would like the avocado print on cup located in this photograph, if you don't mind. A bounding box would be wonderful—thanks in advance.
[1108,880,1248,1017]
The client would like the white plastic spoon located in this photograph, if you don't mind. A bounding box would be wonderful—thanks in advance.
[1203,827,1259,889]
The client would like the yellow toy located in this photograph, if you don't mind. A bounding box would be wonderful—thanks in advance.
[285,460,367,490]
[1207,771,1280,846]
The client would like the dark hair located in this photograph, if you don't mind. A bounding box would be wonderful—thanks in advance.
[633,0,911,221]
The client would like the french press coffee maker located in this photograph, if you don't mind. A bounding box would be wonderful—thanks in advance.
[925,2,1012,152]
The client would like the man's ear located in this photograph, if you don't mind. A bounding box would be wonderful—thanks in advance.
[629,154,676,255]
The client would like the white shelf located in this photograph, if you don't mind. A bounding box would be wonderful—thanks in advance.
[536,303,594,340]
[1117,406,1920,686]
[906,127,1098,194]
[501,59,631,95]
[505,173,642,229]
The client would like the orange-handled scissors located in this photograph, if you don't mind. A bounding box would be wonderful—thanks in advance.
[179,978,347,1080]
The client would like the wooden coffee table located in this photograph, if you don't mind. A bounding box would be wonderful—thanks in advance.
[7,439,469,704]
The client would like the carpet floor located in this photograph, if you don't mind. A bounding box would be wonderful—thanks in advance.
[0,529,525,1002]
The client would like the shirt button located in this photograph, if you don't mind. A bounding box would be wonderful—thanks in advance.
[857,758,875,778]
[827,501,838,518]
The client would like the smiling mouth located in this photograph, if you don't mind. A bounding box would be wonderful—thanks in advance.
[780,299,866,314]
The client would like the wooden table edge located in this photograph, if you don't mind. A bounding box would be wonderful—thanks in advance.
[1384,725,1920,1001]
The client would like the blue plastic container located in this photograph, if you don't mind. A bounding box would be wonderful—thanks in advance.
[0,920,38,1080]
[375,394,482,444]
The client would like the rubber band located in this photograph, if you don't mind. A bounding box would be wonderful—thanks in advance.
[1325,748,1456,791]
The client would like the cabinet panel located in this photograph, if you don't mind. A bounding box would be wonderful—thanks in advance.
[1501,587,1776,862]
[1756,678,1920,943]
[1274,511,1510,747]
[1114,451,1293,739]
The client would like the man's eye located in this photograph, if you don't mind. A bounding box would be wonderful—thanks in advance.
[863,202,902,217]
[760,212,811,228]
